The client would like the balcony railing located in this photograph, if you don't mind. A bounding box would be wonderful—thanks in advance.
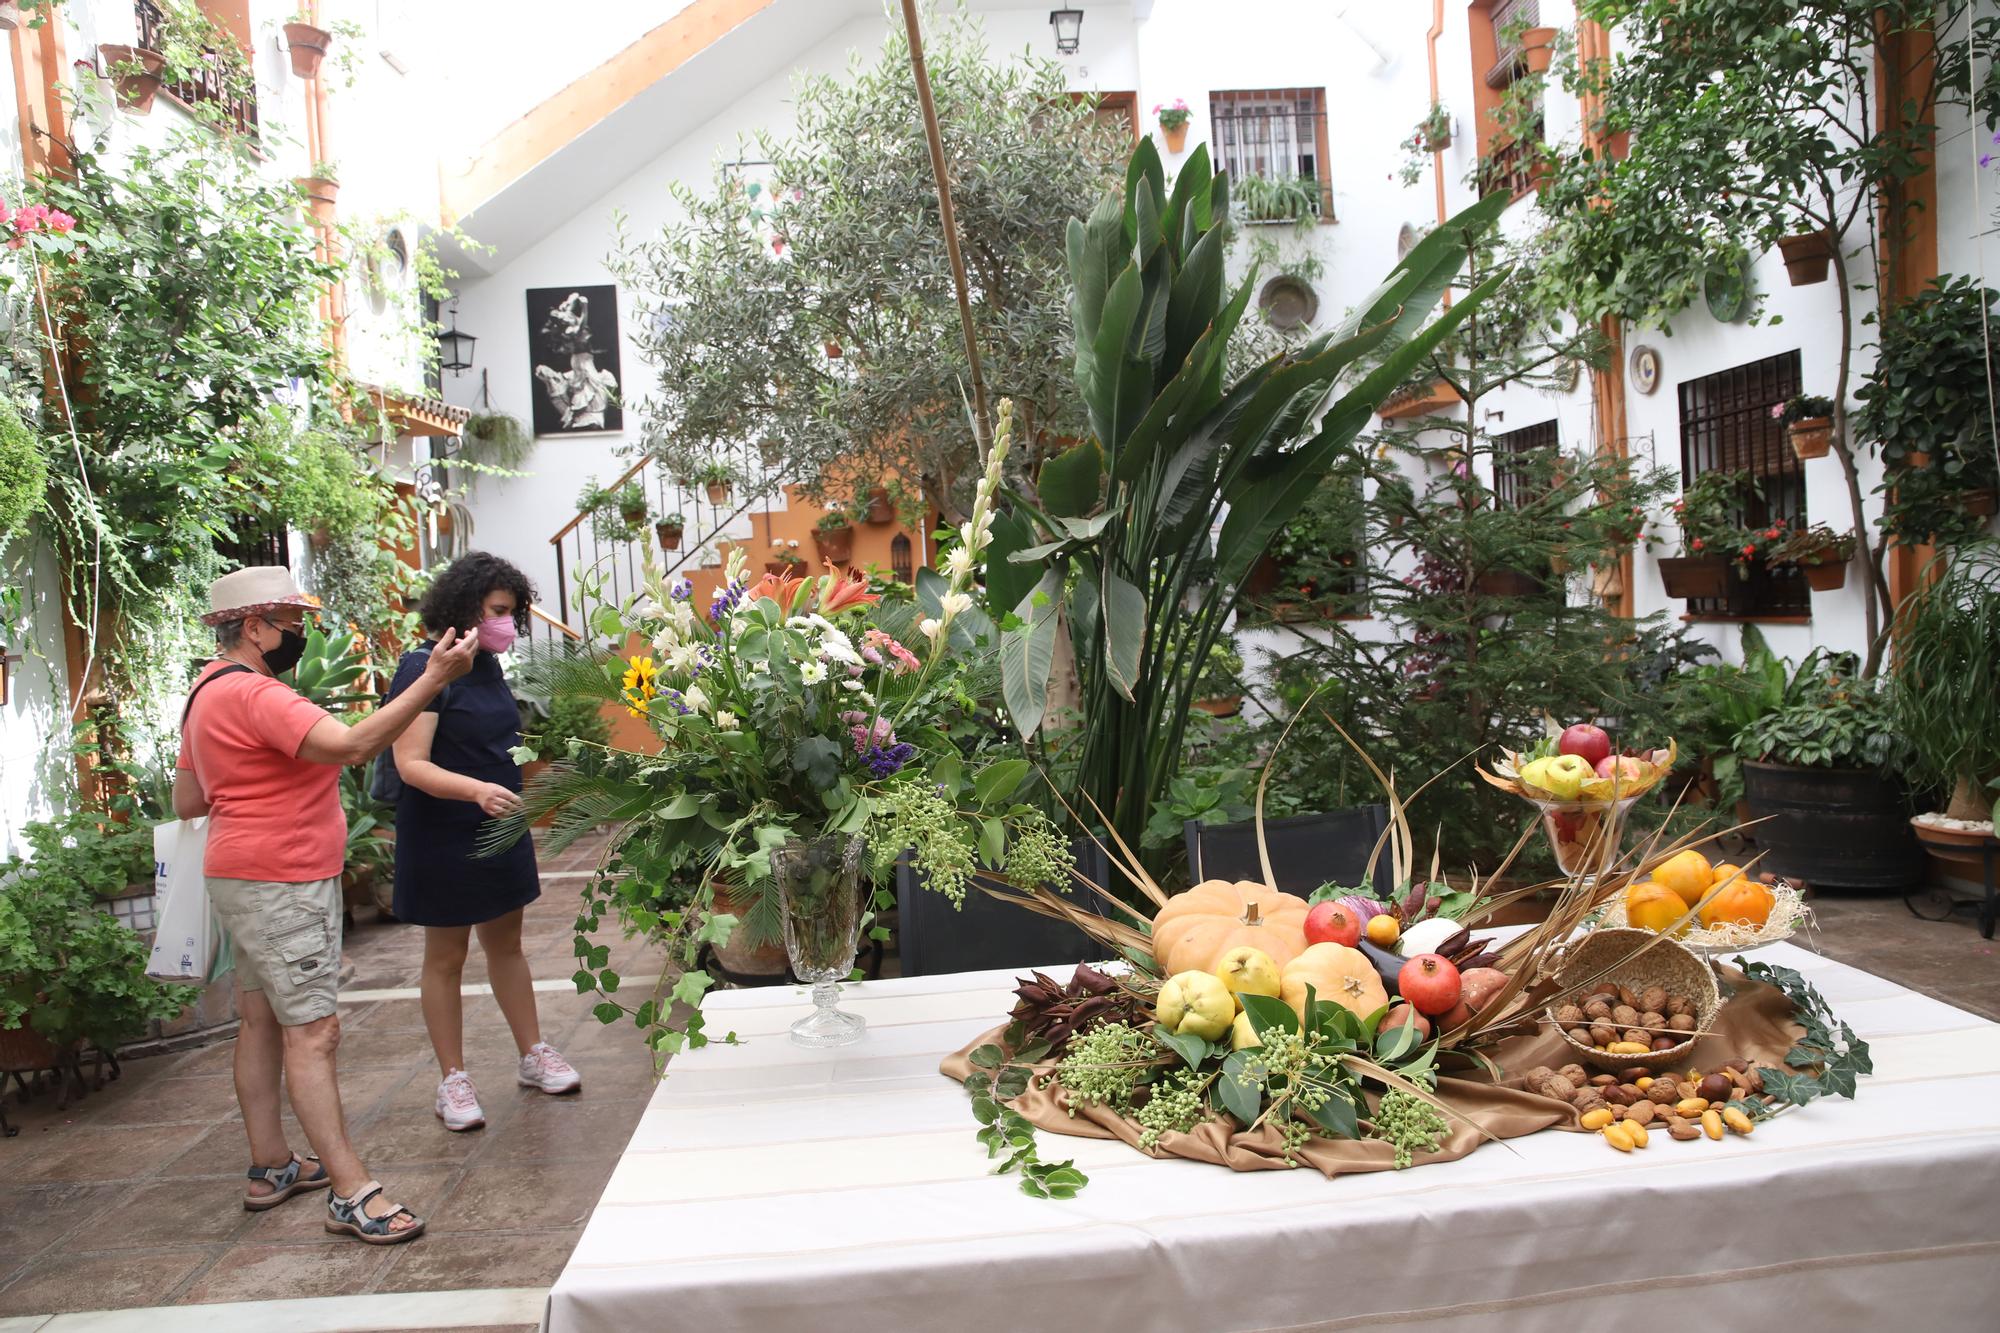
[1477,116,1546,200]
[135,0,260,137]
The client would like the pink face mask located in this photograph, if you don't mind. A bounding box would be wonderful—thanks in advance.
[476,615,518,654]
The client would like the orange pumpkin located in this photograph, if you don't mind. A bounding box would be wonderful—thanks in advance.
[1279,942,1389,1020]
[1698,876,1774,931]
[1151,880,1310,976]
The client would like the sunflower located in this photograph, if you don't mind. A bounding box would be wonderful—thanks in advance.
[622,655,660,717]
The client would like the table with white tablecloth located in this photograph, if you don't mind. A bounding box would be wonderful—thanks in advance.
[545,941,2000,1332]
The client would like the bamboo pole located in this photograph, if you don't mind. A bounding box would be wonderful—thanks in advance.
[898,0,992,455]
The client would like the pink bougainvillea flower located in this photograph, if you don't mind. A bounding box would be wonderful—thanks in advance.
[47,210,74,233]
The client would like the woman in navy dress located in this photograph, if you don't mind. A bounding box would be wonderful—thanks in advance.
[387,552,581,1131]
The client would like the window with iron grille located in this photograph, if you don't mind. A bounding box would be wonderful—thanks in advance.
[1484,0,1541,88]
[1208,88,1333,222]
[214,521,289,571]
[1678,350,1809,617]
[1493,418,1559,511]
[135,0,261,138]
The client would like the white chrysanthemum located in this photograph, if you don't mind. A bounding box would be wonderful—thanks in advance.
[818,628,862,665]
[799,660,828,685]
[682,683,711,714]
[714,710,739,731]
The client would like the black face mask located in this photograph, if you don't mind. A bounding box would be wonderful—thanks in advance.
[261,627,308,676]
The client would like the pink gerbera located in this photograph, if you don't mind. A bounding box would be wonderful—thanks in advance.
[861,628,920,674]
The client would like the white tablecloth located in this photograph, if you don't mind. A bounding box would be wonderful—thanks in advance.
[546,941,2000,1332]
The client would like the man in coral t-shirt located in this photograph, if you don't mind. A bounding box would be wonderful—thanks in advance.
[174,567,475,1245]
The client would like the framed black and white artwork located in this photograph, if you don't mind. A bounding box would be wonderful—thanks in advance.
[526,284,623,435]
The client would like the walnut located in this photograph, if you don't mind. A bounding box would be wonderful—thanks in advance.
[1542,1074,1577,1102]
[1612,1004,1640,1028]
[1624,1028,1650,1046]
[1584,997,1614,1022]
[1639,1011,1666,1032]
[1574,1091,1608,1113]
[1639,985,1668,1013]
[1555,1003,1586,1026]
[1602,1084,1637,1106]
[1665,995,1694,1018]
[1559,1064,1588,1085]
[1591,1024,1619,1047]
[1668,1013,1696,1033]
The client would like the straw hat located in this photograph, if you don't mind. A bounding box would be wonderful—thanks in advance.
[201,566,322,626]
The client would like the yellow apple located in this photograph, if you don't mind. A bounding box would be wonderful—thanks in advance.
[1230,1010,1262,1051]
[1214,946,1282,1009]
[1155,970,1236,1041]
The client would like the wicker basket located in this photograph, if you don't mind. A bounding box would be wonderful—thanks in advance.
[1546,927,1719,1072]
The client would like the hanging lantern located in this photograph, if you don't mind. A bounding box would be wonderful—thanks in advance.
[1049,8,1082,54]
[437,304,477,376]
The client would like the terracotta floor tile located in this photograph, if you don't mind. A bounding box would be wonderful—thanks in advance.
[85,1074,244,1127]
[374,1226,580,1293]
[176,1238,393,1304]
[348,1110,489,1168]
[0,1121,208,1184]
[465,1096,638,1166]
[64,1173,267,1250]
[0,1247,210,1316]
[434,1159,616,1231]
[0,1182,119,1279]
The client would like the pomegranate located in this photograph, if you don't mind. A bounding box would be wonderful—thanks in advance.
[1304,901,1362,949]
[1397,953,1463,1017]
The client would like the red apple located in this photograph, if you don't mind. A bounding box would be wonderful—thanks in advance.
[1558,723,1612,767]
[1380,1003,1431,1039]
[1397,953,1463,1017]
[1304,901,1362,949]
[1594,754,1649,783]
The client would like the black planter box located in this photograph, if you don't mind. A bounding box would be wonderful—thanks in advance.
[895,837,1116,978]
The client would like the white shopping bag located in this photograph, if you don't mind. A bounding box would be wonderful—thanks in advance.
[146,818,216,982]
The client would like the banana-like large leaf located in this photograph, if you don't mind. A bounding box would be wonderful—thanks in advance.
[1099,568,1147,703]
[1038,438,1104,517]
[1214,268,1508,586]
[1000,565,1066,740]
[1335,188,1508,345]
[1121,276,1257,492]
[1085,264,1155,459]
[1067,195,1126,374]
[981,507,1041,621]
[1160,221,1228,393]
[1121,138,1165,247]
[1160,142,1213,265]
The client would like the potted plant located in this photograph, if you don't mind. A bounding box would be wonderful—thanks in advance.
[1153,98,1192,154]
[1893,542,2000,858]
[282,13,333,79]
[700,461,736,505]
[1397,104,1454,186]
[813,508,856,564]
[1769,523,1856,591]
[1519,25,1559,74]
[295,163,339,224]
[97,42,166,114]
[0,4,24,33]
[1776,228,1834,285]
[864,486,895,525]
[1775,394,1835,460]
[767,542,806,576]
[614,480,649,530]
[1233,174,1320,226]
[656,511,686,552]
[1659,470,1752,599]
[1856,276,2000,548]
[1736,650,1920,889]
[1190,638,1246,717]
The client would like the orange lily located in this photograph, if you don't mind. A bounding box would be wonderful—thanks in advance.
[746,571,805,608]
[816,564,879,613]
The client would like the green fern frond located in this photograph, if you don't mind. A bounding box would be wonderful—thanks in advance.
[510,641,625,704]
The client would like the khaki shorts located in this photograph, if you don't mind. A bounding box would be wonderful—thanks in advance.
[209,876,343,1026]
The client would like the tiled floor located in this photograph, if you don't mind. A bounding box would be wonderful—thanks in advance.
[0,830,662,1325]
[2,834,1996,1326]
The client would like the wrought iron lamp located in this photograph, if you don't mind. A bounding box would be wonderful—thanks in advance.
[437,303,477,376]
[1049,8,1082,54]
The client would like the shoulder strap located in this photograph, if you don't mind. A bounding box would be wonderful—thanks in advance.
[180,663,255,728]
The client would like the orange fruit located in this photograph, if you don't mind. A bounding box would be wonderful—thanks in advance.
[1364,913,1400,948]
[1698,877,1774,931]
[1625,880,1689,935]
[1653,850,1715,908]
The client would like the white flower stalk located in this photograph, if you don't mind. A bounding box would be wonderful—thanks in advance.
[682,683,711,714]
[939,590,973,618]
[919,615,943,643]
[724,546,749,587]
[651,629,679,658]
[714,710,739,731]
[632,597,664,622]
[929,396,1014,644]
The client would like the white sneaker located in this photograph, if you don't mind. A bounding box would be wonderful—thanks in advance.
[517,1042,582,1095]
[435,1069,485,1131]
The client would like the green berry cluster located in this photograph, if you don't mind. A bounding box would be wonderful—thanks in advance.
[1133,1067,1208,1150]
[1000,811,1074,895]
[1055,1021,1151,1114]
[1372,1090,1449,1168]
[873,783,977,906]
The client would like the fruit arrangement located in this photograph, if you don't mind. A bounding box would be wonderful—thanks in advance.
[1550,979,1704,1056]
[1545,928,1718,1070]
[1484,722,1678,805]
[1609,849,1806,948]
[1522,1059,1774,1150]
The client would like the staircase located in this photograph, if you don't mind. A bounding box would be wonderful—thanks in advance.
[533,445,793,651]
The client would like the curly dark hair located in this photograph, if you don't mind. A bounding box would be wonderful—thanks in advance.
[416,550,536,635]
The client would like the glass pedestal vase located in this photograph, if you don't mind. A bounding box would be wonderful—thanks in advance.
[1528,794,1641,890]
[773,833,869,1048]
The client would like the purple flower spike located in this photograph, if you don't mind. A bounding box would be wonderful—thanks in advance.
[1983,153,1994,169]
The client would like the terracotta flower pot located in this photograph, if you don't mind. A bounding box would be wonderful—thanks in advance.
[98,44,165,114]
[1785,417,1832,460]
[704,481,733,506]
[708,882,790,981]
[813,524,855,564]
[1475,566,1542,598]
[765,560,794,576]
[295,176,339,225]
[1161,122,1189,154]
[864,488,894,524]
[0,3,24,32]
[1906,449,1933,468]
[1520,26,1558,74]
[0,1018,69,1075]
[1961,487,1999,519]
[1777,230,1833,286]
[655,522,683,552]
[1658,554,1730,599]
[619,504,648,529]
[1191,696,1242,718]
[282,21,331,79]
[1802,559,1848,591]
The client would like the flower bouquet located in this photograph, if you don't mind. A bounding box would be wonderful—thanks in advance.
[504,401,1072,1052]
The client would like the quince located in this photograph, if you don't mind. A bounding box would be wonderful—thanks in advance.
[1626,879,1689,935]
[1156,970,1236,1041]
[1230,1010,1262,1051]
[1214,946,1282,1009]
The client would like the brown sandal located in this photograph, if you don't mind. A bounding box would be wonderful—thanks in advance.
[325,1180,426,1245]
[243,1153,329,1212]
